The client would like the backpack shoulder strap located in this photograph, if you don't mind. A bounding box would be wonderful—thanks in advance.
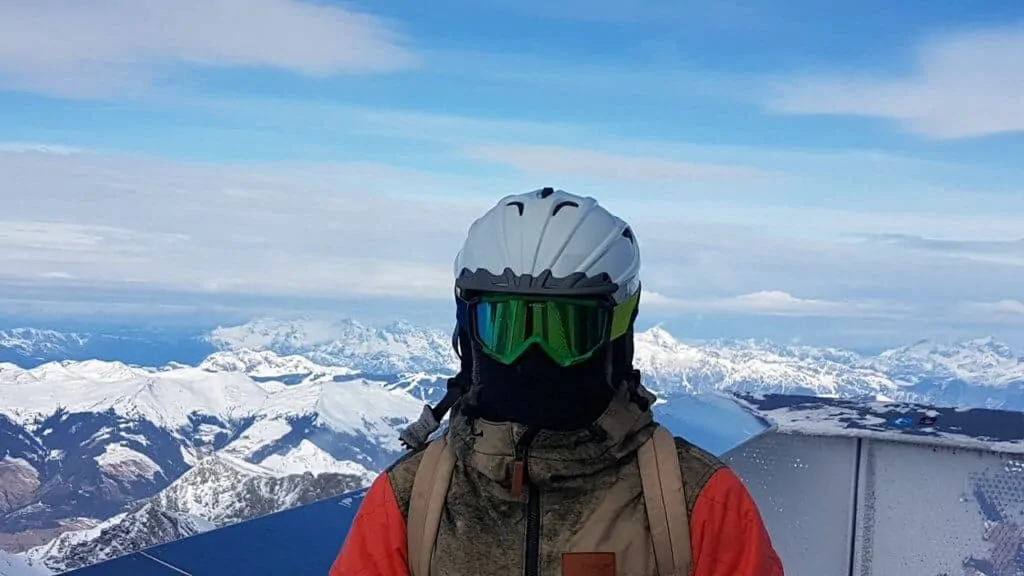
[638,425,693,576]
[406,435,456,576]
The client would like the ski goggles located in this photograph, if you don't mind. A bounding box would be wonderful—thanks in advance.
[461,290,639,367]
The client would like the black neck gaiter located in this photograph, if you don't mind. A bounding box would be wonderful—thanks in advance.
[470,344,617,431]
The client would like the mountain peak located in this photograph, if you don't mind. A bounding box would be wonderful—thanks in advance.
[208,317,458,374]
[198,348,339,378]
[637,324,679,348]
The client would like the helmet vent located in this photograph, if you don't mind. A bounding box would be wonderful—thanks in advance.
[552,200,578,215]
[622,227,635,244]
[505,201,525,215]
[539,187,555,198]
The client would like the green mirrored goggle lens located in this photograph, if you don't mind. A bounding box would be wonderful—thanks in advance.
[471,292,638,366]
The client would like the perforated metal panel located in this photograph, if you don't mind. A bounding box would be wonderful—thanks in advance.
[853,440,1024,576]
[725,432,859,576]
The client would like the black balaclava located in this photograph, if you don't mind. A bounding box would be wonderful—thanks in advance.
[470,342,616,431]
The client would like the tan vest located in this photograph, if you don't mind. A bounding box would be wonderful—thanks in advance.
[406,425,692,576]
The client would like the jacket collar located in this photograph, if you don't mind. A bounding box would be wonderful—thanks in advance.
[445,382,658,491]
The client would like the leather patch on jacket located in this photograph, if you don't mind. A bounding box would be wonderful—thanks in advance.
[562,552,617,576]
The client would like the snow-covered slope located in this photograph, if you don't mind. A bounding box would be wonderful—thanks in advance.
[19,455,365,573]
[0,549,48,575]
[20,503,214,574]
[149,454,365,526]
[0,355,423,542]
[0,360,269,429]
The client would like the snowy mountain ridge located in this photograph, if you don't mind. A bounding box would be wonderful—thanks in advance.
[864,336,1024,388]
[207,317,458,374]
[0,357,421,448]
[197,348,357,380]
[18,454,366,574]
[0,328,214,370]
[0,329,88,360]
[0,354,424,563]
[19,502,214,574]
[206,318,1024,397]
[4,318,1020,407]
[0,319,1022,574]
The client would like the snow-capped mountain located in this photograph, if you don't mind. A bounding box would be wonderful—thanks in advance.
[20,455,365,574]
[3,317,1024,574]
[633,327,1024,409]
[0,356,423,555]
[0,328,214,370]
[19,503,212,574]
[864,337,1024,387]
[203,317,1024,410]
[632,327,907,400]
[201,338,453,404]
[207,317,458,374]
[0,330,88,368]
[148,454,365,524]
[197,348,354,380]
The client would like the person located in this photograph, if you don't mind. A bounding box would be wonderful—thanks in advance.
[329,187,784,576]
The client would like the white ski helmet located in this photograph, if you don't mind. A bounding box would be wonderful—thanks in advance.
[453,187,641,305]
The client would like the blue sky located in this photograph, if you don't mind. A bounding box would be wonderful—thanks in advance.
[0,0,1022,350]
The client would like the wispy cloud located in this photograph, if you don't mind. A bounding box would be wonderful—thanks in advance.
[0,0,417,98]
[169,98,1024,228]
[0,142,88,155]
[460,144,774,183]
[0,146,480,299]
[632,216,1024,311]
[862,234,1024,266]
[762,23,1024,139]
[958,300,1024,322]
[643,290,898,318]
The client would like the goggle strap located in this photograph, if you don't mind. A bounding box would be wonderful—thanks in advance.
[610,291,640,340]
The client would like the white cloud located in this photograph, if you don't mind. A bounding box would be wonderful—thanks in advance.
[763,23,1024,139]
[643,290,896,318]
[958,300,1024,322]
[174,98,1024,232]
[630,214,1024,313]
[0,146,485,300]
[0,0,416,98]
[2,144,1023,336]
[460,144,774,183]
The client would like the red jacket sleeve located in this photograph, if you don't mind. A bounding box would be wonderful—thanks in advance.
[689,467,784,576]
[329,472,410,576]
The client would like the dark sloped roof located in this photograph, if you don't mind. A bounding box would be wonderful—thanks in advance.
[733,392,1024,454]
[63,489,366,576]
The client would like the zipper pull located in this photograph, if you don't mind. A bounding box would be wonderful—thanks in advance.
[511,427,538,499]
[511,458,525,498]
